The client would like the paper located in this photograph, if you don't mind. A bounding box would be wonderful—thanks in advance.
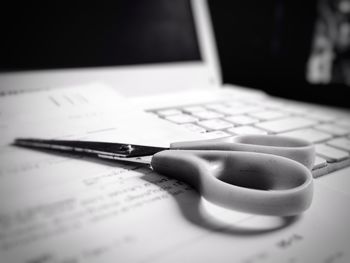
[1,84,350,263]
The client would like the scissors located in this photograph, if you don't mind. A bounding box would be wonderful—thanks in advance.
[14,135,315,216]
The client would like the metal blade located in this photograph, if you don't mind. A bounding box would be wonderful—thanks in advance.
[13,138,168,164]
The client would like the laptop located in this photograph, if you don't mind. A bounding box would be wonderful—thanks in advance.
[1,0,350,262]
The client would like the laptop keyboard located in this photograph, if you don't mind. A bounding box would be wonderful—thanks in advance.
[149,97,350,178]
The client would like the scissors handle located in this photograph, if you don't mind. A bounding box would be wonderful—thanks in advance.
[151,149,313,216]
[171,135,315,170]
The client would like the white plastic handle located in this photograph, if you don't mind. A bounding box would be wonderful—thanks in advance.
[151,150,313,216]
[170,135,315,170]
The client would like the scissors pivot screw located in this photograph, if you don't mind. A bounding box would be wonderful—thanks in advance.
[119,144,134,154]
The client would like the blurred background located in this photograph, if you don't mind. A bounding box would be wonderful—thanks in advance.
[1,0,349,107]
[208,0,350,106]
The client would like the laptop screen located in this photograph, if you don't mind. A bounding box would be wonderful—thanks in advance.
[0,0,201,71]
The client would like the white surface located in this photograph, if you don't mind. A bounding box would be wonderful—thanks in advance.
[280,128,332,143]
[317,166,350,195]
[255,117,318,133]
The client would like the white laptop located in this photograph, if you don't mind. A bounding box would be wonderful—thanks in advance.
[1,0,350,262]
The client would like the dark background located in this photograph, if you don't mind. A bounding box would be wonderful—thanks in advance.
[0,1,201,70]
[208,0,349,107]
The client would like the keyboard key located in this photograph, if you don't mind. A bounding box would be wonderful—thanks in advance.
[225,101,247,108]
[216,106,262,116]
[315,124,349,136]
[336,118,350,129]
[249,110,287,121]
[191,110,224,120]
[225,115,259,125]
[306,111,338,122]
[315,144,349,162]
[157,109,182,116]
[198,119,233,130]
[227,126,268,135]
[282,104,310,114]
[204,130,231,139]
[205,103,229,111]
[165,114,198,124]
[255,117,317,133]
[182,106,207,113]
[313,156,328,170]
[327,138,350,152]
[280,128,332,143]
[180,123,206,133]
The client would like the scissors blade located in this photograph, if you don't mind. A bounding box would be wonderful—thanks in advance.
[13,138,168,163]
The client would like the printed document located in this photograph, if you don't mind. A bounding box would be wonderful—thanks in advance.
[0,84,349,263]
